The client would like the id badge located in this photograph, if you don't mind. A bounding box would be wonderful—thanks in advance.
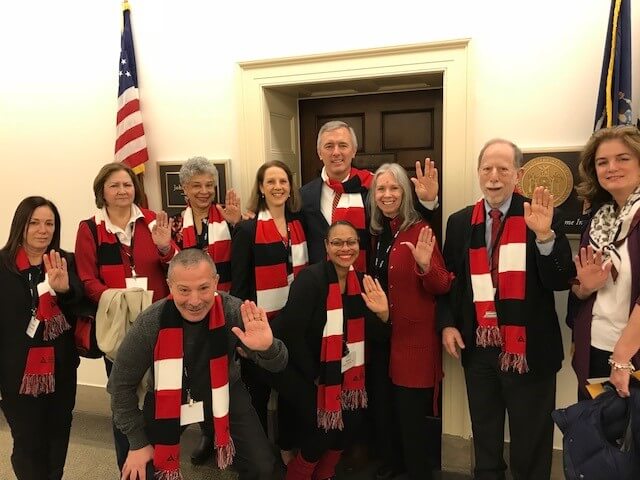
[26,316,40,338]
[125,276,148,290]
[180,400,204,426]
[341,350,356,373]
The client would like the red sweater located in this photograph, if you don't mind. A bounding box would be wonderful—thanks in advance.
[74,209,176,304]
[384,219,453,388]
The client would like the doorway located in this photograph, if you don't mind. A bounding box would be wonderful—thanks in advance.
[299,88,443,237]
[236,39,474,458]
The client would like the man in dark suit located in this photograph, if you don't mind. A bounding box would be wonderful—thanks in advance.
[438,138,575,480]
[300,120,438,266]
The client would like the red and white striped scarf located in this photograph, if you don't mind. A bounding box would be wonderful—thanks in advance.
[180,204,232,292]
[254,210,308,320]
[317,263,367,431]
[92,208,156,288]
[153,294,233,479]
[469,198,528,373]
[326,168,372,272]
[16,247,69,396]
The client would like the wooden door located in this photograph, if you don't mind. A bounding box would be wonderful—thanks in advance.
[299,89,443,234]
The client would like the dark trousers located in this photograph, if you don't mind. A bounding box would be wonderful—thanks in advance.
[105,357,130,471]
[577,346,613,401]
[463,347,556,480]
[243,357,298,450]
[1,373,77,480]
[366,341,402,470]
[394,385,435,480]
[144,380,275,480]
[271,365,362,462]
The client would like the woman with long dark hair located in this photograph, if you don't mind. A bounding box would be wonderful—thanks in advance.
[231,160,308,464]
[0,196,83,480]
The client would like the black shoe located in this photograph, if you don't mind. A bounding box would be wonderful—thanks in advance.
[375,464,396,480]
[190,435,213,465]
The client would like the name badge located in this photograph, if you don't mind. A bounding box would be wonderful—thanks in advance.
[485,310,497,319]
[180,400,204,426]
[26,316,40,338]
[341,350,356,373]
[125,276,148,290]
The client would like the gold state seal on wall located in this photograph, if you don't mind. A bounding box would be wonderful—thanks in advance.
[518,156,573,207]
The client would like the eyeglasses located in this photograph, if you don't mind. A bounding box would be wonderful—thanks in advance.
[328,239,359,248]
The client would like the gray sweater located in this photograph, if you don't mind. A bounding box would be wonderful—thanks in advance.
[106,293,288,449]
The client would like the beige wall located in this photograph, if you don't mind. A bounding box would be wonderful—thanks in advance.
[1,0,638,445]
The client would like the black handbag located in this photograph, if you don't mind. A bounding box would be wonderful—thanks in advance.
[552,382,640,480]
[70,297,102,359]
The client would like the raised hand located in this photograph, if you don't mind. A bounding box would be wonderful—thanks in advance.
[523,186,554,238]
[361,275,389,322]
[232,301,274,352]
[43,249,69,293]
[411,158,439,202]
[401,226,436,273]
[574,246,612,293]
[151,211,172,250]
[216,188,242,226]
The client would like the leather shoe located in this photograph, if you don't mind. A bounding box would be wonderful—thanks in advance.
[190,434,213,465]
[375,464,396,480]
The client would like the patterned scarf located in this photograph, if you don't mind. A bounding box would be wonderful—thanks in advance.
[152,294,233,479]
[469,198,528,373]
[179,204,232,292]
[326,168,372,272]
[254,209,308,320]
[588,186,640,281]
[16,247,70,396]
[92,208,156,287]
[317,263,367,431]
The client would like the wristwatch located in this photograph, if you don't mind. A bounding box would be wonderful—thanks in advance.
[535,230,556,244]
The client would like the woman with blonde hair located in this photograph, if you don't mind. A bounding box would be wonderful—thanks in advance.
[368,163,452,480]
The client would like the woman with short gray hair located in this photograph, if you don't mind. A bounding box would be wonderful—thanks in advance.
[171,156,241,293]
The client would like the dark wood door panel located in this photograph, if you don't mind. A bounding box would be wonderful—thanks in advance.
[299,89,443,233]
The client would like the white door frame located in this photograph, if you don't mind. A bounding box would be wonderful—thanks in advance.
[236,39,474,440]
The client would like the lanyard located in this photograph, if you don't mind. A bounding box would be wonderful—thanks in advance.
[373,229,401,275]
[118,223,137,277]
[27,265,43,315]
[183,366,194,405]
[284,222,293,276]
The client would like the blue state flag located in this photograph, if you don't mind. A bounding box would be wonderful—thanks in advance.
[594,0,634,130]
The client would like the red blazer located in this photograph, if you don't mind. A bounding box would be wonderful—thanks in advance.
[384,219,453,388]
[74,208,177,304]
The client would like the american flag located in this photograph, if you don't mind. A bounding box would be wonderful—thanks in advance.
[116,1,148,174]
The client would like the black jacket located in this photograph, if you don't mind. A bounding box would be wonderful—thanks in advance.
[0,250,83,397]
[436,194,576,375]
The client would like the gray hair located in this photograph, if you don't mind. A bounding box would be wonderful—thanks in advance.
[168,248,216,280]
[179,156,218,186]
[316,121,358,152]
[369,163,421,235]
[477,138,523,169]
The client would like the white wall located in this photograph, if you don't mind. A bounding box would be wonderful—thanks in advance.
[1,0,638,440]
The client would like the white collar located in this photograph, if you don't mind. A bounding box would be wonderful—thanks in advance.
[321,167,350,184]
[102,204,144,234]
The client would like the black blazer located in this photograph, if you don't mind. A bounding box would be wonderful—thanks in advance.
[0,250,83,397]
[271,261,390,381]
[436,194,576,375]
[230,211,307,302]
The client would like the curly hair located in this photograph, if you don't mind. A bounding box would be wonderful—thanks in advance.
[576,125,640,205]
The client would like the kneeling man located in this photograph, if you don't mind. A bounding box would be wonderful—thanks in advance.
[108,248,288,480]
